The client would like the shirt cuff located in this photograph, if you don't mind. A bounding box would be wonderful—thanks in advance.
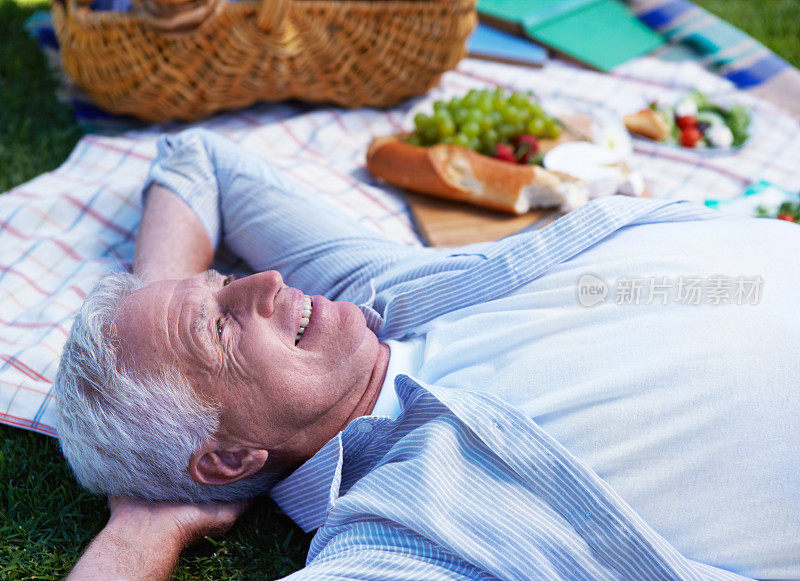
[143,130,222,250]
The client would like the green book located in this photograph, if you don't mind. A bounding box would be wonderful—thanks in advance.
[477,0,665,72]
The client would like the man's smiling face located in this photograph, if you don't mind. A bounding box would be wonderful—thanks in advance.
[114,270,386,466]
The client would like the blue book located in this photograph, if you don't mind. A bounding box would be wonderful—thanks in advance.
[477,0,664,72]
[467,23,548,67]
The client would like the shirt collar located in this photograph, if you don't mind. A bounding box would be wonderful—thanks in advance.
[269,376,427,532]
[269,433,344,533]
[371,337,424,419]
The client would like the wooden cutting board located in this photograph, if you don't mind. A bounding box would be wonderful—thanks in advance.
[406,193,559,247]
[405,114,595,247]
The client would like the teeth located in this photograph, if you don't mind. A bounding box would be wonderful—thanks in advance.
[295,296,313,344]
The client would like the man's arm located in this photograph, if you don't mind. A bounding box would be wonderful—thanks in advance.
[144,128,425,299]
[67,498,246,581]
[134,183,213,283]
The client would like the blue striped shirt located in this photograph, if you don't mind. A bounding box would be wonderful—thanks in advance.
[146,129,751,580]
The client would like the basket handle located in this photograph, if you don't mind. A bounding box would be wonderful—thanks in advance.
[256,0,291,32]
[133,0,224,32]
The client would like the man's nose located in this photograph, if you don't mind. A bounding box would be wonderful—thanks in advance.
[224,270,283,318]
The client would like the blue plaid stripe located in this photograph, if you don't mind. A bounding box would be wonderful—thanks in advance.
[631,0,791,88]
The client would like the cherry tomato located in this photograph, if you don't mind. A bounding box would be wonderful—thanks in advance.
[676,115,697,130]
[777,213,797,222]
[680,126,702,148]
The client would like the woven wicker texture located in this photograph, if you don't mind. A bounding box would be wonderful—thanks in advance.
[51,0,477,122]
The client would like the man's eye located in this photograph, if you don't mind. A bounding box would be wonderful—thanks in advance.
[216,317,224,339]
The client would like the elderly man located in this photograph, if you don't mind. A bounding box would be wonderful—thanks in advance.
[57,129,799,580]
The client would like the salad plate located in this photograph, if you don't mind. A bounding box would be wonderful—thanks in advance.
[624,90,751,156]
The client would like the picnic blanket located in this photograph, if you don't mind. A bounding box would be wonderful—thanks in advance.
[3,54,800,437]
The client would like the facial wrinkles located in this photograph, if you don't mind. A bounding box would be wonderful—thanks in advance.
[223,333,252,385]
[201,272,252,386]
[172,280,222,381]
[192,269,230,351]
[171,288,202,375]
[197,297,229,384]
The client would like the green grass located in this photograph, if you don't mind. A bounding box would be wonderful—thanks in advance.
[0,0,798,578]
[0,0,82,193]
[693,0,800,70]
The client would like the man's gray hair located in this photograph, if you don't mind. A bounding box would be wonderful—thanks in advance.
[55,271,281,502]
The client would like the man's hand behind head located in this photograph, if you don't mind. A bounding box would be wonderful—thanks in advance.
[66,497,251,581]
[107,496,251,550]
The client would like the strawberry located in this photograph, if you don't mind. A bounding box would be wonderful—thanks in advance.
[777,213,796,222]
[494,142,516,163]
[513,134,539,164]
[680,126,702,148]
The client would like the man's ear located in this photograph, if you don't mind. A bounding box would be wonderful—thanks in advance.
[188,440,270,486]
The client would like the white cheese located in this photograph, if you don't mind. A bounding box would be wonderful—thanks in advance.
[675,98,698,118]
[706,124,734,148]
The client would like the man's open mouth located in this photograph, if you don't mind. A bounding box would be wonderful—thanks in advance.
[295,295,313,345]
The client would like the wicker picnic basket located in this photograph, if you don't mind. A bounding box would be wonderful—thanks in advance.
[51,0,477,123]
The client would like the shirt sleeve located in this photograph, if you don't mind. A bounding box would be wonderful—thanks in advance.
[142,128,426,298]
[279,547,491,581]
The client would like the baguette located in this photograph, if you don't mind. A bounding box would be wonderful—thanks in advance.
[623,108,670,142]
[366,135,588,215]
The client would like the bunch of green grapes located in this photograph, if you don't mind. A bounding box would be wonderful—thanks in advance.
[406,88,562,155]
